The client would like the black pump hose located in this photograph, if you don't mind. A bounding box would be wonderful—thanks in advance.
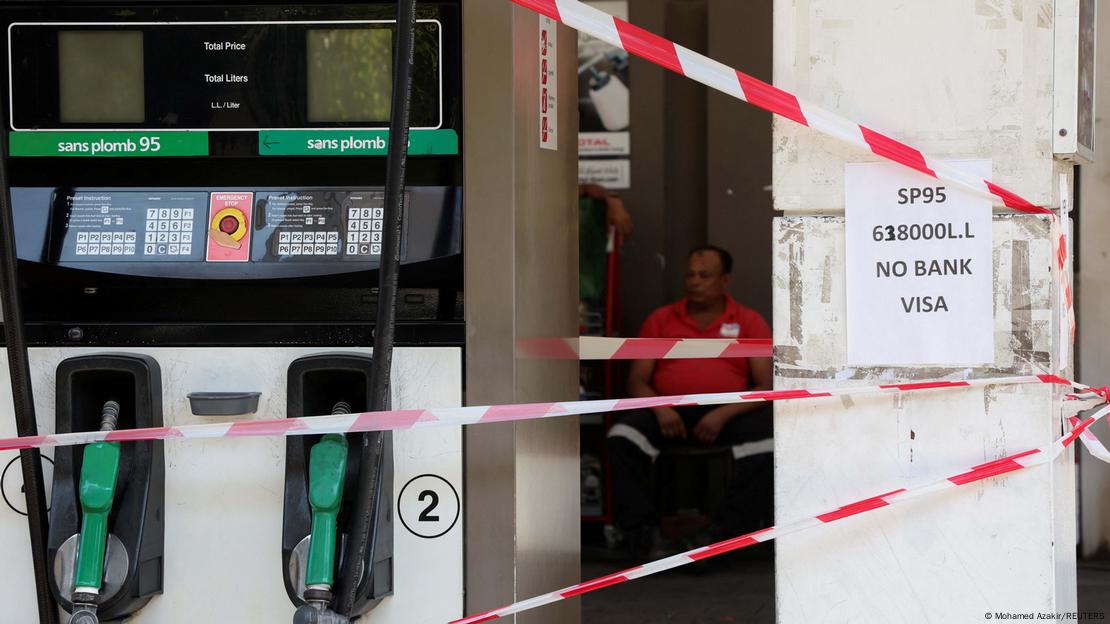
[333,0,417,616]
[0,118,60,623]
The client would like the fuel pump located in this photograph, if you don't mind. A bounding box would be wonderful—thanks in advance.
[0,2,465,622]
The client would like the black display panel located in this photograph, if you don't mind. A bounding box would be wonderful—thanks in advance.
[58,190,204,262]
[11,186,459,279]
[255,190,391,260]
[0,3,463,346]
[9,20,443,130]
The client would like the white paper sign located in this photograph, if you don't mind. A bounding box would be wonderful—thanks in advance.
[578,158,630,188]
[539,16,558,150]
[845,160,994,365]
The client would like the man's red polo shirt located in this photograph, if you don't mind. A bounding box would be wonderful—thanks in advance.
[640,296,771,396]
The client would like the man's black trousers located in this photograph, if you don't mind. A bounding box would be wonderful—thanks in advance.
[606,404,773,537]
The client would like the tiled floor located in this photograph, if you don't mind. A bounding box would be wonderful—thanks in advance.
[579,555,1110,623]
[581,549,774,624]
[1081,561,1110,617]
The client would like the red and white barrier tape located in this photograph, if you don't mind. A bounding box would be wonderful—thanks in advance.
[1070,415,1110,463]
[511,0,1075,339]
[451,396,1110,624]
[0,375,1069,452]
[517,337,773,360]
[516,0,1045,214]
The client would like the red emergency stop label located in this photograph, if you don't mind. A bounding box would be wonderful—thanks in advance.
[206,192,253,262]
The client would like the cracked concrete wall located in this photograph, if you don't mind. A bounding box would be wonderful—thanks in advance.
[773,0,1064,214]
[775,215,1056,379]
[772,1,1075,621]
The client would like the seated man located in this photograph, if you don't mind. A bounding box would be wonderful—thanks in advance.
[607,245,773,558]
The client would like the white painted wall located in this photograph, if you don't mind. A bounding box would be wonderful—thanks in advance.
[773,216,1074,622]
[773,0,1076,621]
[773,0,1065,213]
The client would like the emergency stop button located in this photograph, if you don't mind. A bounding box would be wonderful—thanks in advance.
[211,207,247,241]
[219,215,239,234]
[206,193,253,262]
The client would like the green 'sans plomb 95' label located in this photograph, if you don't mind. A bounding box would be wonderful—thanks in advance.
[9,131,209,157]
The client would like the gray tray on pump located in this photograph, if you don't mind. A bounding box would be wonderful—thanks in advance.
[187,391,261,416]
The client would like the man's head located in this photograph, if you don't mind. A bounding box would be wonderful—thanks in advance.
[684,245,732,306]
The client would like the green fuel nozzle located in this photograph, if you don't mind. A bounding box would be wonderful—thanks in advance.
[306,432,348,590]
[70,401,122,624]
[299,401,351,624]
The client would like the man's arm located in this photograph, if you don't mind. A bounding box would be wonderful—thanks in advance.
[627,358,686,439]
[580,183,633,238]
[691,356,773,443]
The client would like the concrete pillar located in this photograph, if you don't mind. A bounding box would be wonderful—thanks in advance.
[462,1,581,622]
[772,1,1075,621]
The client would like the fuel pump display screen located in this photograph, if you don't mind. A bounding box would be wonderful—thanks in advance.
[306,29,393,123]
[8,21,443,130]
[58,31,145,123]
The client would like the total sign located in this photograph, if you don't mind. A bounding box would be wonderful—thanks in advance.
[845,160,993,365]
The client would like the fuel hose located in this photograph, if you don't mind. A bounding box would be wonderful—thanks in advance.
[333,0,417,615]
[0,109,60,623]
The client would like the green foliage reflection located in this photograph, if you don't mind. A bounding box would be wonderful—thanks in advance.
[307,28,393,123]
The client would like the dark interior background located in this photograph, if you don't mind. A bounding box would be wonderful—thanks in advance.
[619,0,773,335]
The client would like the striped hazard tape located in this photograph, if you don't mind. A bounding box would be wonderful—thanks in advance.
[452,396,1110,624]
[0,375,1069,452]
[516,0,1048,214]
[1070,415,1110,463]
[517,337,774,360]
[511,0,1075,339]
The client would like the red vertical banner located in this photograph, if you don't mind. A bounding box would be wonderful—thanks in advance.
[539,15,559,150]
